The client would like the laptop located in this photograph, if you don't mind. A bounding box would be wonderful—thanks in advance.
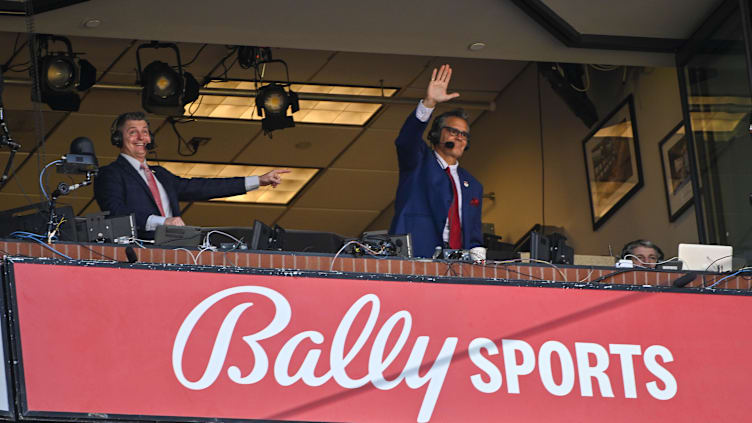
[677,243,733,272]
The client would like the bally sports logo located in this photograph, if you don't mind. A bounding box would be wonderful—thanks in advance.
[172,286,678,422]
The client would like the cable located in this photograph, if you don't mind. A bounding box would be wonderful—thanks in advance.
[578,269,596,283]
[2,34,28,71]
[32,238,71,259]
[182,44,207,67]
[194,246,215,264]
[168,117,199,156]
[330,240,384,272]
[485,258,568,281]
[48,217,66,243]
[174,247,198,265]
[706,268,752,289]
[76,243,117,261]
[588,269,634,284]
[9,231,71,260]
[38,160,61,201]
[623,254,683,268]
[704,254,734,272]
[202,230,244,249]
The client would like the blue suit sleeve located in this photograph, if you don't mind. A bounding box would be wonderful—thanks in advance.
[395,110,430,171]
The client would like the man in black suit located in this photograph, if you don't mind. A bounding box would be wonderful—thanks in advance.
[94,111,289,236]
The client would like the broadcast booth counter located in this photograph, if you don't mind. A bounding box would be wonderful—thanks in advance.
[1,238,752,423]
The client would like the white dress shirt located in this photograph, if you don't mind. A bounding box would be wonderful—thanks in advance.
[119,153,260,231]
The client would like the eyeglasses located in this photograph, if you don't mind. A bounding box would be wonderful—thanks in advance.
[442,126,470,140]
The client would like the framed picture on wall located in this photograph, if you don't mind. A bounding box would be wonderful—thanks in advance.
[659,122,694,221]
[582,95,644,230]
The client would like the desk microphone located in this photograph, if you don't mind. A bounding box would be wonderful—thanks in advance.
[672,272,697,288]
[125,246,138,263]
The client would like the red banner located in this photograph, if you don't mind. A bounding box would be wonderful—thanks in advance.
[9,262,752,422]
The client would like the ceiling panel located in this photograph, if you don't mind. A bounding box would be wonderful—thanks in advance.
[413,58,531,92]
[331,128,399,171]
[64,35,136,79]
[151,119,261,163]
[364,207,395,233]
[367,103,417,130]
[543,0,721,39]
[276,208,379,237]
[1,85,36,110]
[294,168,398,210]
[77,89,143,116]
[233,124,361,168]
[311,52,431,87]
[179,202,286,228]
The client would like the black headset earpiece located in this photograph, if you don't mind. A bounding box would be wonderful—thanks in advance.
[110,114,156,150]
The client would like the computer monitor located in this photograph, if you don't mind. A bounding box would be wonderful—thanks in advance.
[250,220,276,250]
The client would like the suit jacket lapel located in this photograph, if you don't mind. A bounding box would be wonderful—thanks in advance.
[116,155,160,210]
[429,157,453,235]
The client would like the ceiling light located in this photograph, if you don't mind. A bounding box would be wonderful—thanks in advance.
[35,35,97,112]
[468,42,486,51]
[150,160,318,205]
[185,81,398,126]
[137,42,199,116]
[256,83,299,135]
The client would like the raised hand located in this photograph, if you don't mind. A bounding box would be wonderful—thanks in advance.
[424,64,460,108]
[259,168,291,188]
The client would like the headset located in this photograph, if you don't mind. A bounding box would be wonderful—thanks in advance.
[427,108,470,151]
[110,111,155,150]
[621,239,664,261]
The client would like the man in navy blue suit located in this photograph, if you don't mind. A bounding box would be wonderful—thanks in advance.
[390,64,484,258]
[94,111,289,237]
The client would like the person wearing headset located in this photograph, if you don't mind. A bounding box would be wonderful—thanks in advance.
[389,64,484,258]
[94,111,289,237]
[621,239,664,268]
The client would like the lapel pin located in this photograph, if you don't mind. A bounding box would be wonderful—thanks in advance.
[463,180,469,188]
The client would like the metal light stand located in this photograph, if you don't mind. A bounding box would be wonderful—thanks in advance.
[46,170,97,242]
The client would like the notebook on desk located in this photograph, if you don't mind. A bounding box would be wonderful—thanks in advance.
[677,243,733,272]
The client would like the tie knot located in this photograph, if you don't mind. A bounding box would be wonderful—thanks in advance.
[445,166,451,175]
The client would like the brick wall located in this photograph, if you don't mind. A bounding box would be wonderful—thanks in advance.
[1,239,748,290]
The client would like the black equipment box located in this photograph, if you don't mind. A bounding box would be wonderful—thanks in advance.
[0,202,77,241]
[75,213,136,243]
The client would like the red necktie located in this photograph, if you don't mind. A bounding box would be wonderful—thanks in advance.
[141,163,166,216]
[445,167,462,249]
